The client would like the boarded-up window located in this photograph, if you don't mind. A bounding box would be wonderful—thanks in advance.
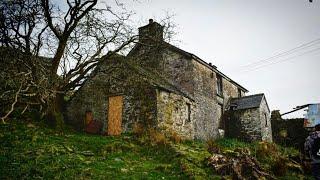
[107,95,123,135]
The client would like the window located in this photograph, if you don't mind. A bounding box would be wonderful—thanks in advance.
[210,72,214,78]
[216,74,223,96]
[238,88,242,97]
[264,113,268,127]
[186,103,191,123]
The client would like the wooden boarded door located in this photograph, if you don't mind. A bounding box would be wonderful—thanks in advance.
[107,95,123,135]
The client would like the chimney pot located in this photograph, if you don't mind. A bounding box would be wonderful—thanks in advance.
[149,19,154,24]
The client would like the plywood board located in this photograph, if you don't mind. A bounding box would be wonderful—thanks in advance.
[85,111,93,126]
[107,95,123,135]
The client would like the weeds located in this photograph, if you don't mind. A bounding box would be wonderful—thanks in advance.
[206,138,221,154]
[168,131,183,144]
[132,122,144,137]
[148,128,168,146]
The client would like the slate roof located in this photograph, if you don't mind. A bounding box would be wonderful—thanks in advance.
[229,93,265,110]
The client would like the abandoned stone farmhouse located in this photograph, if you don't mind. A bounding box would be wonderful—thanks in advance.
[66,19,272,141]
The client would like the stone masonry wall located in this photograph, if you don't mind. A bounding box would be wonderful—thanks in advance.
[271,111,308,150]
[192,60,219,139]
[128,44,246,140]
[226,98,272,142]
[156,90,195,139]
[162,50,194,95]
[259,98,272,142]
[66,58,157,133]
[222,78,240,105]
[227,108,262,141]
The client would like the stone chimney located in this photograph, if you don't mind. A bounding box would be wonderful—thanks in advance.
[138,19,164,42]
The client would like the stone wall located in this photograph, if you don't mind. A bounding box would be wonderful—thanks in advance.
[191,59,219,139]
[131,46,245,140]
[260,98,272,141]
[66,58,157,133]
[222,78,240,105]
[162,50,194,95]
[156,90,195,139]
[226,97,272,142]
[271,111,308,151]
[226,108,262,141]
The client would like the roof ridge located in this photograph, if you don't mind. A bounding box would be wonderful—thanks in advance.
[232,93,264,100]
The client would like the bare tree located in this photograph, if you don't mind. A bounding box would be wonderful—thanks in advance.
[0,0,137,124]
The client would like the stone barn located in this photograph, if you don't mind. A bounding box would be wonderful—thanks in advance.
[66,19,272,141]
[226,94,272,142]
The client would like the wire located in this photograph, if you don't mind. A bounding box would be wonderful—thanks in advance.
[242,37,320,68]
[241,46,320,73]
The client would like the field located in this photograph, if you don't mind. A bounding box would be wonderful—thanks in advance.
[0,121,310,179]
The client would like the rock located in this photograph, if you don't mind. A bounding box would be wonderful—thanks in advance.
[121,168,128,173]
[81,151,94,156]
[27,123,35,128]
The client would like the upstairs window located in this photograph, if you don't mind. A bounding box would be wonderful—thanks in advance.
[238,88,242,97]
[264,113,268,127]
[216,74,223,96]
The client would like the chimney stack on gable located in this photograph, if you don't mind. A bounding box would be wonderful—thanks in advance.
[138,19,164,43]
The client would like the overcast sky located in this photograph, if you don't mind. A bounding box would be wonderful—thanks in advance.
[112,0,319,118]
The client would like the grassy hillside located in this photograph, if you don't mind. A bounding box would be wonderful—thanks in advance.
[0,121,310,179]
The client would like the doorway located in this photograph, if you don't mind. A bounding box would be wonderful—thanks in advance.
[107,95,123,135]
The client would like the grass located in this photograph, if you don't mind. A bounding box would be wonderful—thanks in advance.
[0,121,189,179]
[0,121,311,179]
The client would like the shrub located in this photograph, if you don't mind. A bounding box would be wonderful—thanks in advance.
[271,156,288,176]
[132,122,145,137]
[168,131,183,144]
[148,128,167,146]
[206,139,221,154]
[256,141,279,159]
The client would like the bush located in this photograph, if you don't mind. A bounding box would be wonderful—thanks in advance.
[271,156,288,176]
[206,139,221,154]
[168,131,183,144]
[148,128,167,146]
[132,122,145,137]
[256,141,279,159]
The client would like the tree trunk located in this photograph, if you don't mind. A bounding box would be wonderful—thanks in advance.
[51,41,66,75]
[46,90,65,131]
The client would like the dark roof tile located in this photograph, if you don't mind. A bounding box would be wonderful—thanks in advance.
[230,93,265,110]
